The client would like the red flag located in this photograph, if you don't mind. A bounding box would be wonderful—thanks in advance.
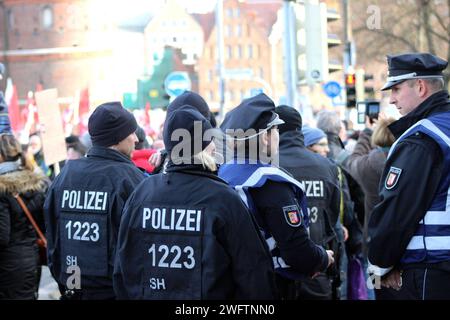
[4,78,21,132]
[79,88,90,116]
[27,91,39,125]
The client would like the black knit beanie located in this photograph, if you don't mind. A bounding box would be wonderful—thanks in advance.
[275,105,303,134]
[88,102,137,147]
[163,105,213,156]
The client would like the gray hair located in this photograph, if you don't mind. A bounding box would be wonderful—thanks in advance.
[316,110,342,135]
[406,78,445,92]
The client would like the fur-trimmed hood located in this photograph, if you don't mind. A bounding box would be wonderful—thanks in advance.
[0,169,48,194]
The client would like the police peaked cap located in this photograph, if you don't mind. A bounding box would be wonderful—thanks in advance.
[381,53,448,91]
[220,93,284,137]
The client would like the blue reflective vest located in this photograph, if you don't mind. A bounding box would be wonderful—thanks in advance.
[388,111,450,264]
[219,161,309,279]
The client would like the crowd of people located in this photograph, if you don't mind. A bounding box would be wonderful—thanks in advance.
[0,52,449,300]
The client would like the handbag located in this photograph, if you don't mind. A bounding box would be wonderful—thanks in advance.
[14,193,47,265]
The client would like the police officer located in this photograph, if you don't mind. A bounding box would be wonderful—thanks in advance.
[275,106,341,300]
[113,104,276,299]
[44,102,145,300]
[368,53,450,300]
[219,93,334,299]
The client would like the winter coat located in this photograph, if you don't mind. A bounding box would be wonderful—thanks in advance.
[347,129,387,254]
[0,169,47,299]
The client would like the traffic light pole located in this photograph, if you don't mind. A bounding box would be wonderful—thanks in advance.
[216,0,225,121]
[342,0,353,73]
[283,0,298,108]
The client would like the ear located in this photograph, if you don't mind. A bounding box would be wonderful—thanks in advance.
[416,79,428,98]
[260,130,269,148]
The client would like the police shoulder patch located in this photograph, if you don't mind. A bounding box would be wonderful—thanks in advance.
[282,205,302,227]
[385,166,402,190]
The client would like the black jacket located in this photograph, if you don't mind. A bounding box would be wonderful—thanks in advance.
[113,164,277,300]
[368,90,450,268]
[0,168,47,299]
[279,131,341,247]
[44,146,145,298]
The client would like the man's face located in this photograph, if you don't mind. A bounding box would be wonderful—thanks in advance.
[308,137,330,158]
[114,132,138,158]
[389,80,420,115]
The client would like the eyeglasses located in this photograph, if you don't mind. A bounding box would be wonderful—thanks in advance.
[315,142,329,147]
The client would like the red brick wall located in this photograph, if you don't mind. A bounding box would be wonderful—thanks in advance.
[1,0,115,101]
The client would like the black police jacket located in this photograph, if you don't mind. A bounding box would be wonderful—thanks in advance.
[279,131,341,247]
[113,164,277,300]
[44,146,145,297]
[369,90,450,269]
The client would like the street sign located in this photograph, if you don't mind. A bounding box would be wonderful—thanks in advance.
[323,81,342,98]
[164,72,191,97]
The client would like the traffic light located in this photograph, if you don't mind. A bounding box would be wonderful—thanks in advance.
[355,69,375,102]
[345,73,356,108]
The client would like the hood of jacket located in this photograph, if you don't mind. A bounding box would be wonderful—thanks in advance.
[0,169,47,194]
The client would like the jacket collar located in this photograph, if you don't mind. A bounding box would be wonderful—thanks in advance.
[326,132,345,149]
[165,163,226,183]
[388,90,450,138]
[0,161,20,175]
[87,146,134,164]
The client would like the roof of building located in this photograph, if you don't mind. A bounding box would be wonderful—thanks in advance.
[192,12,216,42]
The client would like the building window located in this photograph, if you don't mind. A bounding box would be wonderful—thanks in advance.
[226,45,232,59]
[240,90,246,101]
[248,45,253,59]
[7,10,15,29]
[234,8,240,18]
[236,45,242,59]
[236,25,241,37]
[259,67,264,78]
[42,6,53,29]
[209,90,214,101]
[226,8,233,18]
[224,25,230,37]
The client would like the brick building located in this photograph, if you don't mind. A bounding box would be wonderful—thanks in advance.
[196,0,282,112]
[0,0,122,106]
